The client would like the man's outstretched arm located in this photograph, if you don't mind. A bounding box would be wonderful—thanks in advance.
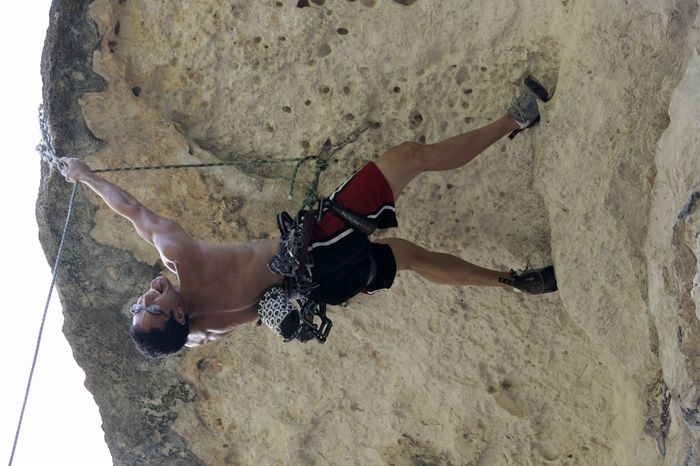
[59,157,198,260]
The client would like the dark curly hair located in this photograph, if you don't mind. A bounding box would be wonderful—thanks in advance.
[129,314,190,358]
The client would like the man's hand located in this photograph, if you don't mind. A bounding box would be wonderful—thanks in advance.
[58,157,93,182]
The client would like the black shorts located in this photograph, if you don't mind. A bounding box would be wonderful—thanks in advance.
[308,162,398,305]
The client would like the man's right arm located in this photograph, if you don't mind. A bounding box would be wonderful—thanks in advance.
[59,157,198,261]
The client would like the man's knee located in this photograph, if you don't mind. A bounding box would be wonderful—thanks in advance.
[382,141,426,169]
[378,237,425,272]
[382,142,430,173]
[375,142,431,198]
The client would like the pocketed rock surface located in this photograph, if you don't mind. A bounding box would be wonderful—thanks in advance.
[37,1,700,465]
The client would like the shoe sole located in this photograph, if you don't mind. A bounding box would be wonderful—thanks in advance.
[538,265,558,293]
[524,75,550,102]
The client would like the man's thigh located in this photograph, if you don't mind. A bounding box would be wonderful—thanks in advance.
[373,237,424,272]
[374,142,427,200]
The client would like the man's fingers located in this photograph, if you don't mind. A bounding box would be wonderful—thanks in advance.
[56,159,76,183]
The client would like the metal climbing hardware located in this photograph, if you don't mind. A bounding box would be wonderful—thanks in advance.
[265,208,332,343]
[36,105,64,171]
[255,285,332,343]
[268,209,317,297]
[265,196,380,343]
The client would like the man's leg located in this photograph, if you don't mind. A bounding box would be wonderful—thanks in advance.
[376,238,512,288]
[374,115,520,200]
[369,78,557,294]
[371,113,523,289]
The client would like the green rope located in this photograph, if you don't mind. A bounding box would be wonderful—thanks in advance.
[38,103,376,209]
[91,121,377,209]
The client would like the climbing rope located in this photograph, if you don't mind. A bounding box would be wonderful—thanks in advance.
[90,119,377,208]
[9,182,79,466]
[10,106,79,466]
[38,104,377,206]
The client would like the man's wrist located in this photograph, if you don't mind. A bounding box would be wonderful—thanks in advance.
[77,170,96,183]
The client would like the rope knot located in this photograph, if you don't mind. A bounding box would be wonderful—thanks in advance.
[315,158,329,171]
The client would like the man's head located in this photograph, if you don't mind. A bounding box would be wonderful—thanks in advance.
[129,275,189,358]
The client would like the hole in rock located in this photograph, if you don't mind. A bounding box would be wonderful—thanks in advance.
[409,110,423,128]
[318,43,332,57]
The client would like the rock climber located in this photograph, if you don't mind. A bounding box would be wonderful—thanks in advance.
[59,76,557,358]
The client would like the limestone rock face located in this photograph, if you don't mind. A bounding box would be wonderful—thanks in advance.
[38,0,700,464]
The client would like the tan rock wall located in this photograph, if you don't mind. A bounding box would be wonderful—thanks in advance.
[38,0,700,464]
[646,14,700,463]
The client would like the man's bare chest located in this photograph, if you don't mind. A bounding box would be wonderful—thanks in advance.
[176,241,283,316]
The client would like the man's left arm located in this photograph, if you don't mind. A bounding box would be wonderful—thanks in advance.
[60,157,198,261]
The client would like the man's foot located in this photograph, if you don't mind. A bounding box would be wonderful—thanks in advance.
[499,265,558,294]
[507,76,550,139]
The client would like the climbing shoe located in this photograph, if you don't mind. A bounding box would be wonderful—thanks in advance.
[499,265,558,295]
[507,75,550,139]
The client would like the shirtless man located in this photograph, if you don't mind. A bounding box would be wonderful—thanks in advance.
[59,77,557,358]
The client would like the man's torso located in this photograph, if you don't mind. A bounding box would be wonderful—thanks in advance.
[176,238,283,344]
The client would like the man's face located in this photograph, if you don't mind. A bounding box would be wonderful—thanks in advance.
[131,276,184,331]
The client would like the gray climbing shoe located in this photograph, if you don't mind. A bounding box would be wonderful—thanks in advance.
[507,75,550,139]
[499,265,558,295]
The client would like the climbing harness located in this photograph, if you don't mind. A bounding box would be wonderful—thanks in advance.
[259,208,330,343]
[261,196,379,343]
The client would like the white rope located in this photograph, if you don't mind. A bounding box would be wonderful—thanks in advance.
[8,182,79,466]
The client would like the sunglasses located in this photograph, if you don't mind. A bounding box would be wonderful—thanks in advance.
[130,303,169,317]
